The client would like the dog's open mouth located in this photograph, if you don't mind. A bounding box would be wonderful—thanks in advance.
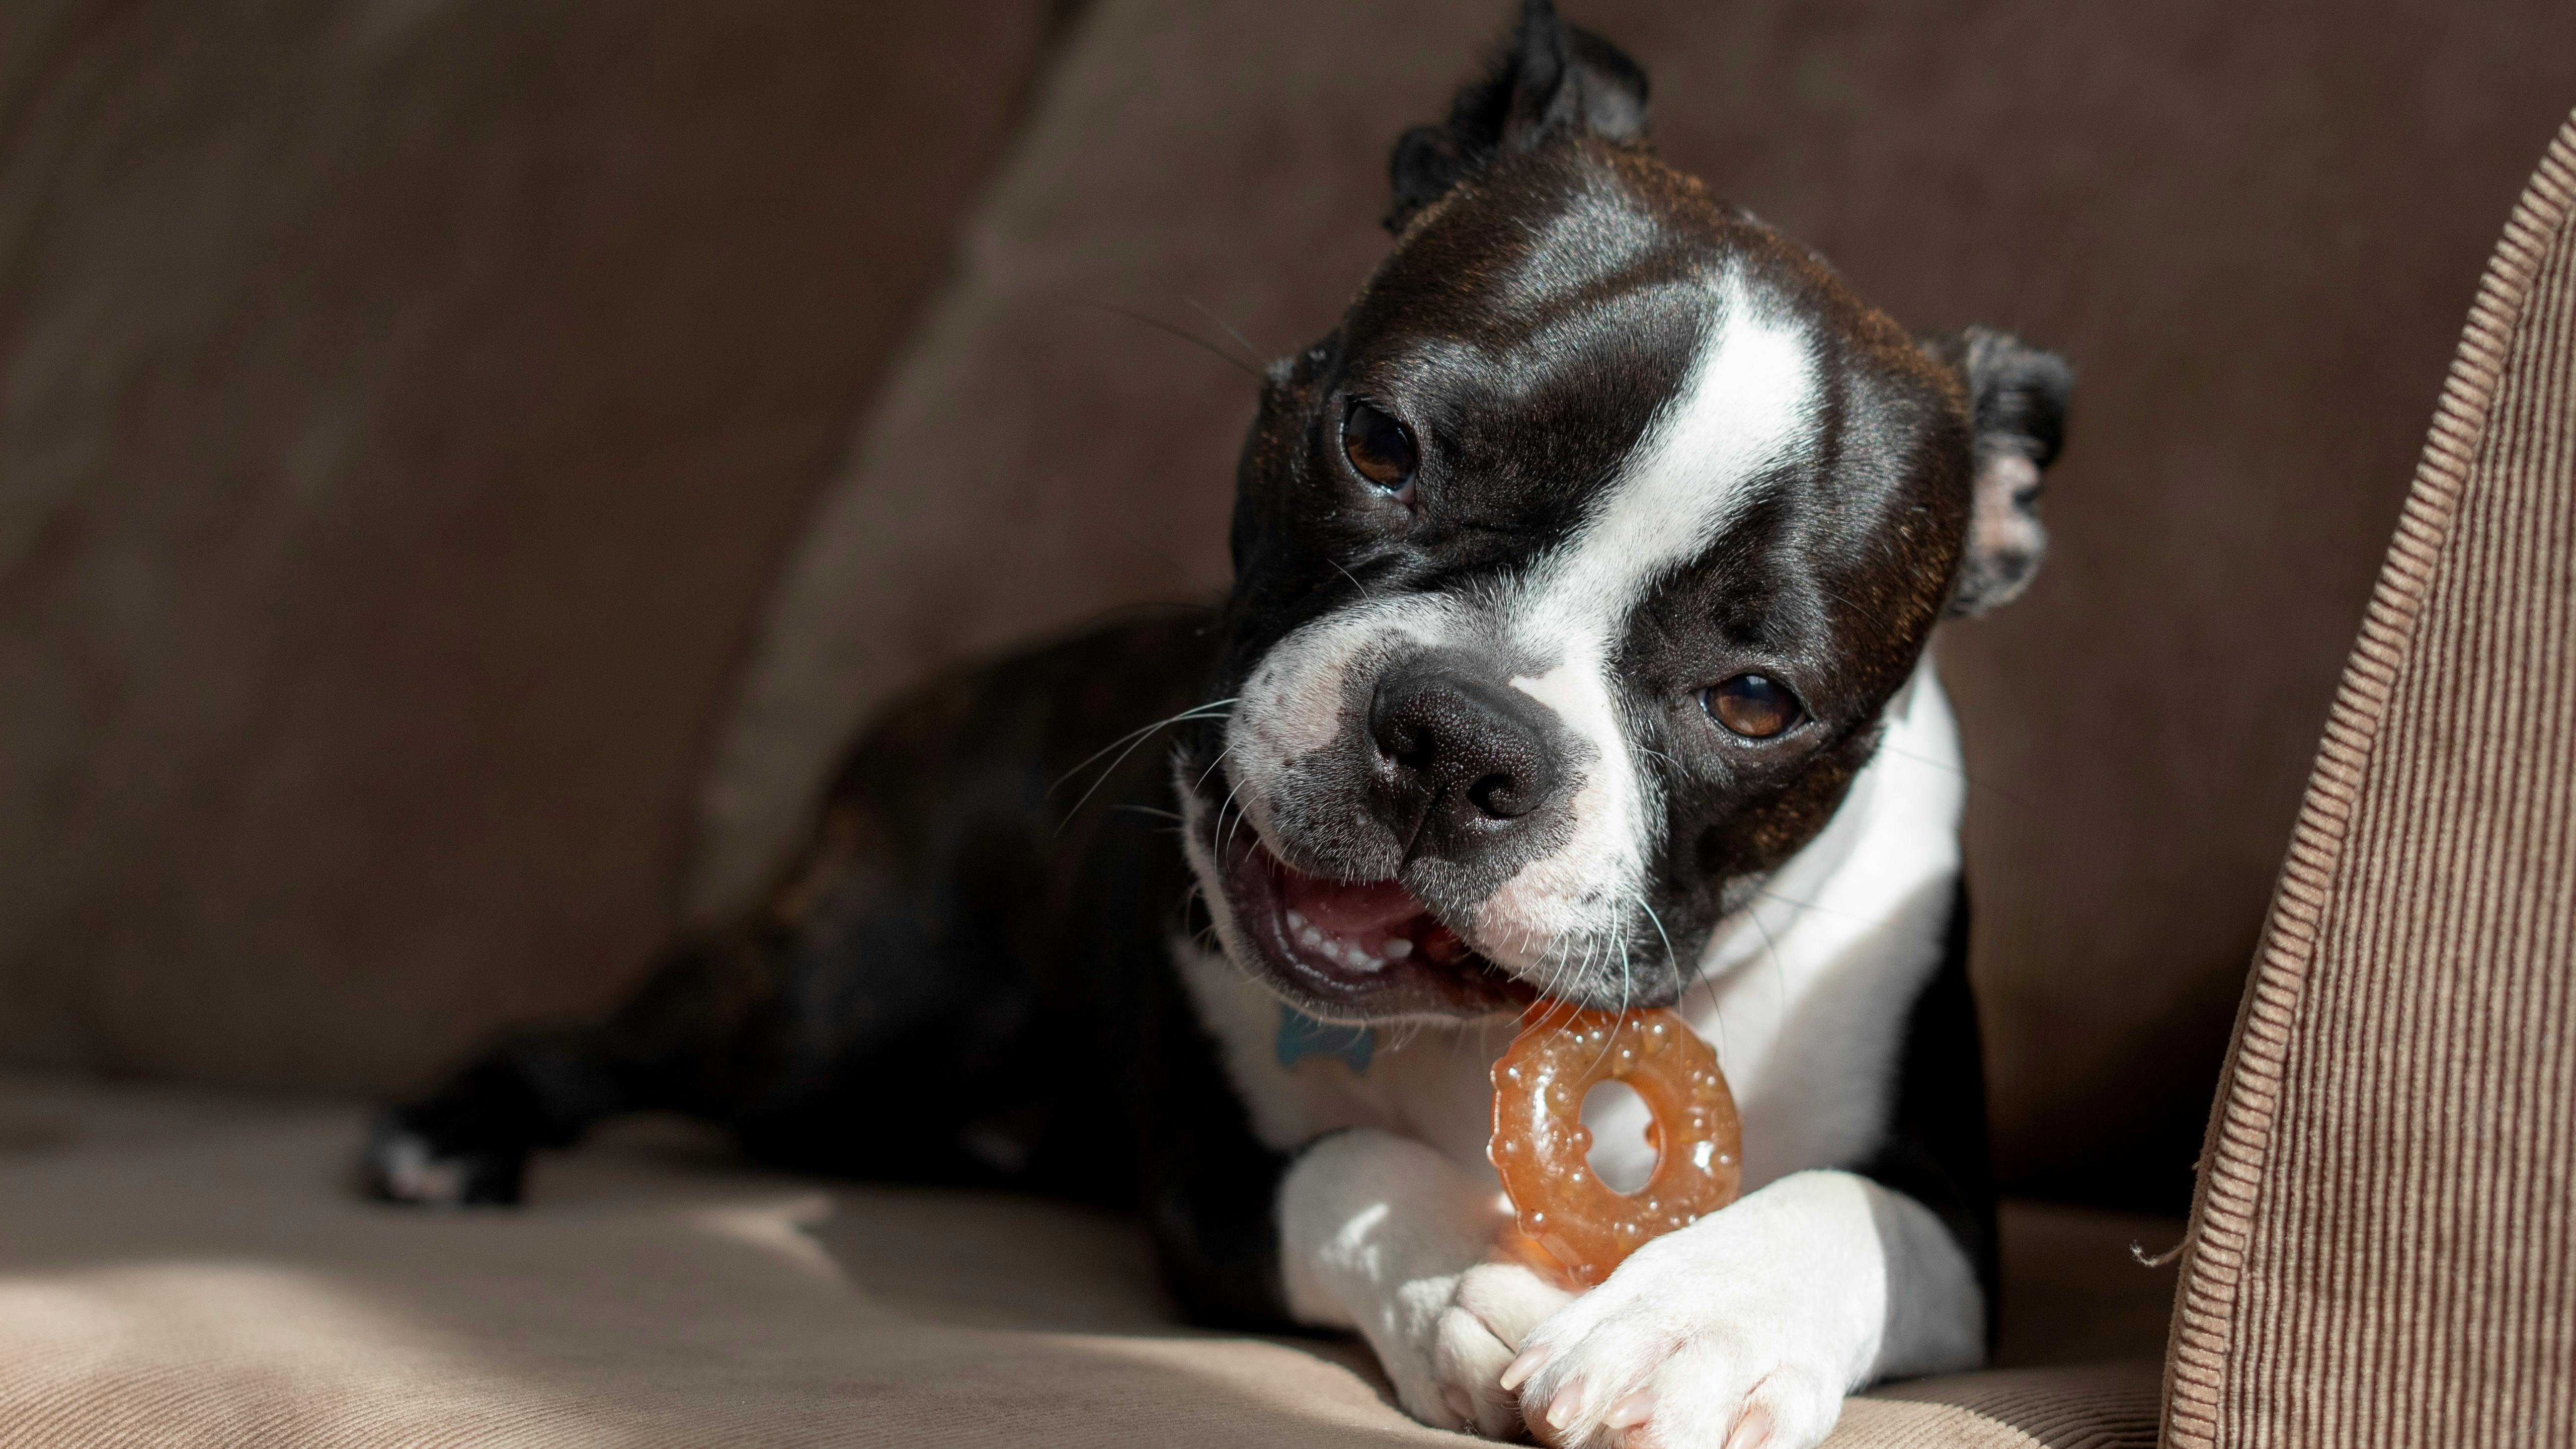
[1211,823,1538,1016]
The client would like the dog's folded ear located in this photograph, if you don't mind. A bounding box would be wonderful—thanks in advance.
[1386,0,1650,232]
[1931,327,2075,618]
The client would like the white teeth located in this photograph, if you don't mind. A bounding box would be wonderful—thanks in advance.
[1288,918,1398,973]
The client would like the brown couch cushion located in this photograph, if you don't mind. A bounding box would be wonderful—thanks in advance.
[6,0,2573,1224]
[0,1074,2174,1448]
[0,1,1063,1087]
[690,0,2576,1211]
[2165,113,2576,1448]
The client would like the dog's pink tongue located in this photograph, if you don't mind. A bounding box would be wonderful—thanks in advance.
[1280,870,1425,935]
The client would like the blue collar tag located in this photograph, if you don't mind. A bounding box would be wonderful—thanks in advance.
[1275,1005,1375,1074]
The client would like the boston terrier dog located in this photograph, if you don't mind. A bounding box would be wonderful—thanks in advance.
[364,4,2071,1445]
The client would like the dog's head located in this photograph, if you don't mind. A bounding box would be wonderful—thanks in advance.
[1178,0,2070,1022]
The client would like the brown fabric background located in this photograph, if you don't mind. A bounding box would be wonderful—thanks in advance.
[2165,116,2576,1448]
[691,0,2576,1209]
[0,1,1068,1081]
[0,0,2571,1216]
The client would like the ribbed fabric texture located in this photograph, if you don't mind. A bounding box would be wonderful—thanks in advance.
[2165,112,2576,1447]
[1862,1363,2160,1448]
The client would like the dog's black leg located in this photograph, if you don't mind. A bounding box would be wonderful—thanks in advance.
[1132,915,1295,1328]
[362,930,783,1205]
[364,821,1036,1206]
[1139,1090,1294,1328]
[363,609,1226,1209]
[1852,880,2001,1344]
[361,1028,607,1206]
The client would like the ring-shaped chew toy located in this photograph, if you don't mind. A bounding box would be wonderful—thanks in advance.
[1488,1003,1742,1286]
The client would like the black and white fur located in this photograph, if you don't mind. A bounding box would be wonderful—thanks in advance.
[362,7,2071,1447]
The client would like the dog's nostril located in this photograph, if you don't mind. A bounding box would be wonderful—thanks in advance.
[1390,726,1436,771]
[1468,772,1528,819]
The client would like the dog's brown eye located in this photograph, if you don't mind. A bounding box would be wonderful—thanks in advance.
[1703,674,1801,739]
[1341,401,1416,491]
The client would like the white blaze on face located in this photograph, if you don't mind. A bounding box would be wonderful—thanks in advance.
[1478,273,1819,966]
[1220,268,1819,975]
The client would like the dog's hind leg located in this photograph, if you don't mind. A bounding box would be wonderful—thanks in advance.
[363,609,1222,1208]
[362,809,1033,1206]
[361,927,792,1205]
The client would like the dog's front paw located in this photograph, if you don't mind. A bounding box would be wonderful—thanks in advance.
[1506,1296,1842,1449]
[1387,1260,1577,1439]
[1500,1172,1928,1449]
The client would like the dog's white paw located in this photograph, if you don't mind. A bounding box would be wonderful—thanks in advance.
[365,1126,475,1204]
[1279,1129,1585,1438]
[358,1114,529,1206]
[1499,1171,1974,1449]
[1387,1260,1577,1438]
[1508,1298,1844,1449]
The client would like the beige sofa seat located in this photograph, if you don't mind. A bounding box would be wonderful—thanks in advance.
[0,1075,2172,1448]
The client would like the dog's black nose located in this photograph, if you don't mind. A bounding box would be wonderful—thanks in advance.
[1368,658,1561,857]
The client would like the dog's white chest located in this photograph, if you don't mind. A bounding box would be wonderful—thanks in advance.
[1167,958,1521,1179]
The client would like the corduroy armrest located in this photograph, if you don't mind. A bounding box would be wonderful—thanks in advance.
[2165,110,2576,1448]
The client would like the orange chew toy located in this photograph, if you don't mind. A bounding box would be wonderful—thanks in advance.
[1488,1003,1742,1286]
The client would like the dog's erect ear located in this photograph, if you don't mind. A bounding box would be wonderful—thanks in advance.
[1932,327,2075,618]
[1385,0,1649,232]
